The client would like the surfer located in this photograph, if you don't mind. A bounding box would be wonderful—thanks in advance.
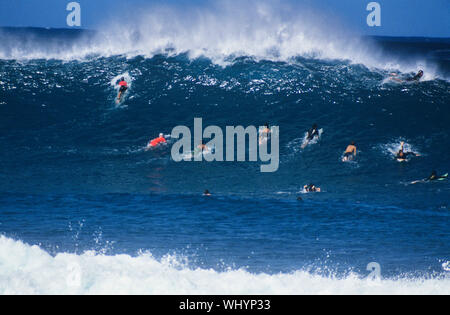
[117,77,128,102]
[411,170,448,184]
[406,70,424,82]
[203,190,212,196]
[301,124,320,149]
[146,133,166,150]
[396,142,420,161]
[307,124,320,141]
[259,123,271,145]
[427,170,448,181]
[304,184,321,193]
[343,142,357,162]
[390,70,423,83]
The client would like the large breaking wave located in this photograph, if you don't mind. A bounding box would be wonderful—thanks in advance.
[0,1,448,79]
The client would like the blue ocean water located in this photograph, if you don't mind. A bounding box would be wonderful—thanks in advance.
[0,19,449,294]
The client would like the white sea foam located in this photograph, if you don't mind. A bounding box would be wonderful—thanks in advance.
[0,236,448,295]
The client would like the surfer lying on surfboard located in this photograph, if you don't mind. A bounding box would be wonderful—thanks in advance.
[411,170,448,184]
[303,184,321,193]
[116,77,128,102]
[145,133,167,150]
[390,70,424,83]
[342,142,357,162]
[396,141,420,161]
[301,124,321,149]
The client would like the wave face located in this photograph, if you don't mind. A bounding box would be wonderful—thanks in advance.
[0,11,450,294]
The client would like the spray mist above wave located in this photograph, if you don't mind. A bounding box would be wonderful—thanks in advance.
[97,1,374,63]
[1,2,372,63]
[1,236,449,295]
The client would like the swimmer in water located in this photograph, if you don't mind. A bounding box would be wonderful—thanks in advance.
[396,141,420,161]
[343,141,357,162]
[145,133,166,150]
[304,184,321,193]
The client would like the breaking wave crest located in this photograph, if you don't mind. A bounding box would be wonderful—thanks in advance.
[0,0,447,79]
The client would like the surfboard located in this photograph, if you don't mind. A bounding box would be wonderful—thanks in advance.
[116,93,124,104]
[115,88,128,105]
[301,140,310,149]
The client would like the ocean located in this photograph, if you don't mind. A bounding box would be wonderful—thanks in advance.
[0,6,449,294]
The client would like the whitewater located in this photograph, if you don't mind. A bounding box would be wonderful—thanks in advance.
[0,236,448,295]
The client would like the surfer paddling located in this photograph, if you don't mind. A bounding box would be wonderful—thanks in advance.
[301,124,320,149]
[396,141,420,162]
[116,77,128,102]
[390,70,424,83]
[146,133,167,150]
[426,170,448,181]
[342,142,357,162]
[411,171,448,184]
[303,184,321,193]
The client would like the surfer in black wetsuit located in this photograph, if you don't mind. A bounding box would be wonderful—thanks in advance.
[301,124,321,149]
[391,70,423,83]
[406,70,424,82]
[427,171,447,181]
[411,170,448,184]
[396,142,420,161]
[307,124,320,141]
